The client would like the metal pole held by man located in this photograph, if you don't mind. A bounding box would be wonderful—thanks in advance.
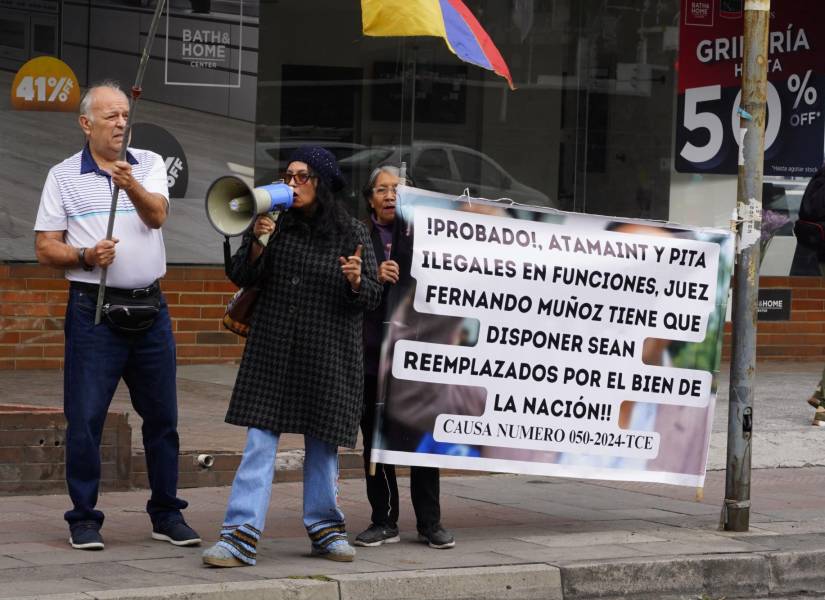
[94,0,168,324]
[722,0,771,533]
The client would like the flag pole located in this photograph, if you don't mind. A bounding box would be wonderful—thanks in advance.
[94,0,168,324]
[408,46,417,170]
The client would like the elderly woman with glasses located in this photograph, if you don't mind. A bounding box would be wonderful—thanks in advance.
[202,147,381,567]
[353,165,456,551]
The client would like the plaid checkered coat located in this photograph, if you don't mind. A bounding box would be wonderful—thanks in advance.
[225,211,381,448]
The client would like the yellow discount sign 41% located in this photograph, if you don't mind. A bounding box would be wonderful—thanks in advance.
[11,56,80,112]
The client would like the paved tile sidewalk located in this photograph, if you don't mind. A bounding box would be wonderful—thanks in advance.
[3,360,825,598]
[2,467,825,599]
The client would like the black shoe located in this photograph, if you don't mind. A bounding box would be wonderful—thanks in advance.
[417,524,455,549]
[152,518,201,546]
[69,520,104,550]
[354,523,400,547]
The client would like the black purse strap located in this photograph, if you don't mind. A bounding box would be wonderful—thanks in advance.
[223,235,232,278]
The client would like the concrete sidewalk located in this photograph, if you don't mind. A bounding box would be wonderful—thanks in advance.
[2,360,825,599]
[2,467,825,600]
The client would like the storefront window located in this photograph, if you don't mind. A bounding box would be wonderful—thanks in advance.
[1,0,821,272]
[1,0,257,263]
[256,0,680,222]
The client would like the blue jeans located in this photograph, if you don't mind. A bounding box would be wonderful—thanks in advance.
[63,286,187,527]
[216,428,346,565]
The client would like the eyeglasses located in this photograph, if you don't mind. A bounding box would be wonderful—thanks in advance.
[373,185,398,197]
[282,171,315,185]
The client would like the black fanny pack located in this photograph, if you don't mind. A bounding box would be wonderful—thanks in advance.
[75,281,161,334]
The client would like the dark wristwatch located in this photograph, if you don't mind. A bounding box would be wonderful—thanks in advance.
[78,247,94,271]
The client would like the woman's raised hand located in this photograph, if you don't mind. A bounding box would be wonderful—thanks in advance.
[339,244,363,291]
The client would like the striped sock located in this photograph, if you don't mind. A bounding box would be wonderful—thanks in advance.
[307,520,347,550]
[217,523,261,565]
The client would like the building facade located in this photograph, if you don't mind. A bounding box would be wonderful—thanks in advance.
[0,0,822,368]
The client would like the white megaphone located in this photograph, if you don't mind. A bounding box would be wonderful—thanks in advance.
[205,175,293,245]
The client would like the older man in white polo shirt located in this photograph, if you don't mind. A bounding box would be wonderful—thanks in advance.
[34,81,199,551]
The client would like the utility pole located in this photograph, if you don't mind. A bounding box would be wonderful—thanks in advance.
[722,0,770,532]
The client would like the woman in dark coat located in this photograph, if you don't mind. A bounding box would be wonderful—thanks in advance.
[202,147,381,567]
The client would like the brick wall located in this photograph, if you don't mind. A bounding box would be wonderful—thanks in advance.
[1,264,823,368]
[0,263,244,370]
[722,276,825,361]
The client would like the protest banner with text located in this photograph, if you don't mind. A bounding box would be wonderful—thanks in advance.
[372,187,734,487]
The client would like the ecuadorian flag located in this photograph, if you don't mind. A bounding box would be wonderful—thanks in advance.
[362,0,515,90]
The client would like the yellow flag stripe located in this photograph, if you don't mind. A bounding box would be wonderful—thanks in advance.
[361,0,447,39]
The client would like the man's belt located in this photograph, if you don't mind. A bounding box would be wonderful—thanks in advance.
[71,280,160,299]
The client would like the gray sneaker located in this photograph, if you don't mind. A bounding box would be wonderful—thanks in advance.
[418,524,455,549]
[311,540,356,562]
[202,543,247,568]
[354,523,401,547]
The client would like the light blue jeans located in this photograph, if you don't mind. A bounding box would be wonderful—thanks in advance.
[215,427,348,564]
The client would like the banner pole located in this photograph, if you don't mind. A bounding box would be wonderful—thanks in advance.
[94,0,168,324]
[722,0,770,533]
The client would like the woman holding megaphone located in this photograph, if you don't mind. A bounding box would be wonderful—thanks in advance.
[202,147,381,567]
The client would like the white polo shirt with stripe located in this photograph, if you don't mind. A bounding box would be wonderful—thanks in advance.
[34,145,169,289]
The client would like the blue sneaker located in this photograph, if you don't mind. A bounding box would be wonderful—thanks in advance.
[69,520,104,550]
[152,519,201,546]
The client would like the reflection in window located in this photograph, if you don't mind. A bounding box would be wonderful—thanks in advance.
[454,151,508,189]
[256,0,681,219]
[453,151,481,185]
[416,148,451,181]
[0,19,26,50]
[32,24,55,54]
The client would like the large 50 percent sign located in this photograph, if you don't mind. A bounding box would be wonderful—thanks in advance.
[680,70,821,165]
